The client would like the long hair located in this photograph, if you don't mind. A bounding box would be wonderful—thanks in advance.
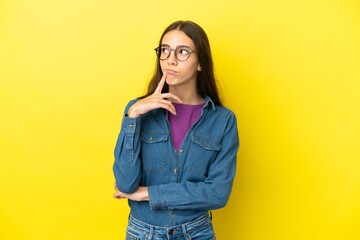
[141,20,222,106]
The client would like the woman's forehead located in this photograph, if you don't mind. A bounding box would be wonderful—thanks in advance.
[161,30,195,48]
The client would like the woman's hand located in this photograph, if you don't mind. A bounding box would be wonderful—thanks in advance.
[113,184,149,202]
[127,72,182,118]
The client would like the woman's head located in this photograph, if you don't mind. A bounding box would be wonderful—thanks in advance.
[144,20,222,106]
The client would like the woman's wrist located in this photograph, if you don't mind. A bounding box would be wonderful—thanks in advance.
[140,187,149,201]
[127,106,140,118]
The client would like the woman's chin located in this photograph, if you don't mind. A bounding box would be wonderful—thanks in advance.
[165,77,178,85]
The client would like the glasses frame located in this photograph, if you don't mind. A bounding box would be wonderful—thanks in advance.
[154,45,196,62]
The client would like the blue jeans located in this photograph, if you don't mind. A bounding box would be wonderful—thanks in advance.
[126,213,216,240]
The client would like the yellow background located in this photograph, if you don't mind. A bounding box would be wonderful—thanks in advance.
[1,0,359,239]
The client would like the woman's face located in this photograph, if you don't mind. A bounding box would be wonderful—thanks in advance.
[159,30,200,90]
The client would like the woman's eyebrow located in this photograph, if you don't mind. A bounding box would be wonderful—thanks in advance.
[160,44,191,48]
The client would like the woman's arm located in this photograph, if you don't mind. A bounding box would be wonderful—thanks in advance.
[113,72,182,194]
[113,100,142,193]
[113,185,149,201]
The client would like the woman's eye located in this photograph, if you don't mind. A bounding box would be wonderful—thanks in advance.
[178,48,190,55]
[161,47,169,53]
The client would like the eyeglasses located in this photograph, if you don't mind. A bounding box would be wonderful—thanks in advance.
[154,45,196,61]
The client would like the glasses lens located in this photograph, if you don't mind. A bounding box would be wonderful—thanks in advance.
[175,47,191,61]
[159,46,170,60]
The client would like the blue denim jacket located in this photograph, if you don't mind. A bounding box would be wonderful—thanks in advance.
[113,96,239,227]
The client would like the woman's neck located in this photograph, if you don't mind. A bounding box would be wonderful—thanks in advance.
[169,86,204,105]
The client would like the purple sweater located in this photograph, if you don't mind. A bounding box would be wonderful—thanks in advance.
[168,102,205,151]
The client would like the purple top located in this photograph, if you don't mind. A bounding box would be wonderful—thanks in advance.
[168,102,205,151]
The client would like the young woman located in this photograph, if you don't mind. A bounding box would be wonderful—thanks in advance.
[113,20,239,240]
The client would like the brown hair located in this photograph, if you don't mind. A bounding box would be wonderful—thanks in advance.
[141,20,222,106]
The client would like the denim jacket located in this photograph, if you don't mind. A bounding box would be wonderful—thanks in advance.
[113,96,239,227]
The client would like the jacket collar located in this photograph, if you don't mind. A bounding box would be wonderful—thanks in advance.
[204,96,216,111]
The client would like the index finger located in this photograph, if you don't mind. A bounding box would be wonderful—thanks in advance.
[154,72,167,94]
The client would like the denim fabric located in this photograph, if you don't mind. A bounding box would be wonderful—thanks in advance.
[113,96,239,227]
[126,213,215,240]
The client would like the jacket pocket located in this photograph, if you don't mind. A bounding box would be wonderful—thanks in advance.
[140,131,168,171]
[185,134,222,179]
[191,134,222,151]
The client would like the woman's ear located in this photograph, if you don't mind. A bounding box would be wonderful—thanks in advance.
[197,64,201,71]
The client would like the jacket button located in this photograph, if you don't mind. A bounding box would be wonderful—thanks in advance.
[179,148,184,153]
[168,229,174,235]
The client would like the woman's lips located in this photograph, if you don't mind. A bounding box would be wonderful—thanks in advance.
[164,69,178,75]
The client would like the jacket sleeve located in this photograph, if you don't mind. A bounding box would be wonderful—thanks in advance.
[113,99,142,193]
[148,112,240,210]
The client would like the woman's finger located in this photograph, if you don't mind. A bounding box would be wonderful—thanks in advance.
[160,92,183,103]
[156,100,177,115]
[154,72,167,94]
[113,193,125,199]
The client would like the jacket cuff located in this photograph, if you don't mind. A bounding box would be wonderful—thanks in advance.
[122,115,140,135]
[148,185,168,210]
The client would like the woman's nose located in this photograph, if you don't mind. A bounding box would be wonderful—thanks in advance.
[167,50,178,65]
